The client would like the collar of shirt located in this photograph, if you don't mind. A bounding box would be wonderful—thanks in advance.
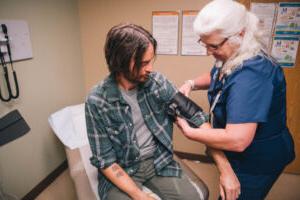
[102,72,159,103]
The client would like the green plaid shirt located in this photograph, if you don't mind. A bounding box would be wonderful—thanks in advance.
[85,72,181,200]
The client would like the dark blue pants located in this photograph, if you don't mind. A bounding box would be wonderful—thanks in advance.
[219,171,282,200]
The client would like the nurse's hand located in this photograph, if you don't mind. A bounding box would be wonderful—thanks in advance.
[176,117,193,138]
[219,168,241,200]
[176,117,210,139]
[179,81,193,97]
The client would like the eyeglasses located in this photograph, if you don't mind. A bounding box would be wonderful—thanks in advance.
[198,37,228,51]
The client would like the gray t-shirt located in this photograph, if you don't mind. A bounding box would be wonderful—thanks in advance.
[120,88,156,160]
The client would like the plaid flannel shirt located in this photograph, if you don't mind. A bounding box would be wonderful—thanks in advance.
[85,72,182,200]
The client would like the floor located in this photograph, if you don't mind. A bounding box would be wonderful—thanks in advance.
[183,159,300,200]
[35,160,300,200]
[35,169,77,200]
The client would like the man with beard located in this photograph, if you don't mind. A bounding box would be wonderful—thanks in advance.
[85,23,204,200]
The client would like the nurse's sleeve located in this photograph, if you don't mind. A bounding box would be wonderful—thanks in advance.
[226,69,273,123]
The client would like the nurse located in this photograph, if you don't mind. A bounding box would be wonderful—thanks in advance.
[177,0,295,199]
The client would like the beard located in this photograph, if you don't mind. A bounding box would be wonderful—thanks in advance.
[123,71,149,85]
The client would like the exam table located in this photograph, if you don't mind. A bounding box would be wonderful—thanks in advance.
[49,104,209,200]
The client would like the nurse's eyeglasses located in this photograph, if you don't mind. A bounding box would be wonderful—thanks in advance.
[198,37,229,51]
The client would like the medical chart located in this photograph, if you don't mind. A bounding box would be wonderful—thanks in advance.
[271,36,299,67]
[250,3,277,52]
[275,3,300,35]
[181,10,206,56]
[152,11,179,55]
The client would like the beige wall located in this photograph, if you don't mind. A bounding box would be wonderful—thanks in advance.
[0,0,84,198]
[78,0,214,154]
[0,0,214,197]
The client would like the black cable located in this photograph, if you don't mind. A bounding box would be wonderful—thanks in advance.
[0,50,12,101]
[0,24,19,101]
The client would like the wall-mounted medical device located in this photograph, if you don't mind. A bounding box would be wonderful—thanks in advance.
[0,20,33,102]
[0,24,19,101]
[0,109,30,146]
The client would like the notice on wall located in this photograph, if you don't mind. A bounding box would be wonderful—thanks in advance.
[152,11,179,55]
[275,3,300,35]
[181,10,206,56]
[250,3,277,52]
[0,20,33,62]
[271,36,299,67]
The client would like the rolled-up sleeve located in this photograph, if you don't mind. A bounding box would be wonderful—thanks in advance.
[157,73,178,101]
[85,101,116,169]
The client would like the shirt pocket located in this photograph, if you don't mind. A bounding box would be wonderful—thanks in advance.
[105,123,128,146]
[105,123,128,161]
[103,103,127,125]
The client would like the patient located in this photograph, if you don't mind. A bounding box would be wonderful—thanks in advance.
[85,23,207,200]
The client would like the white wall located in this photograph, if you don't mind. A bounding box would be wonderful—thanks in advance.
[0,0,84,198]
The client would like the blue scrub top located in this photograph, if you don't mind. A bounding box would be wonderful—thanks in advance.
[208,54,295,174]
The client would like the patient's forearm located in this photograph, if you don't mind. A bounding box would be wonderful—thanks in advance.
[101,163,142,199]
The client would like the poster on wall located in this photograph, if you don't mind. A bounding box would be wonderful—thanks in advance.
[275,2,300,35]
[181,10,206,56]
[152,11,179,55]
[0,20,33,62]
[271,36,299,67]
[250,3,277,52]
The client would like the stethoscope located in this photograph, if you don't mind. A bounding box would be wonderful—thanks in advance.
[0,24,19,102]
[209,61,226,125]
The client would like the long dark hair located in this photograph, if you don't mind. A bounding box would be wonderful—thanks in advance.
[104,23,157,77]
